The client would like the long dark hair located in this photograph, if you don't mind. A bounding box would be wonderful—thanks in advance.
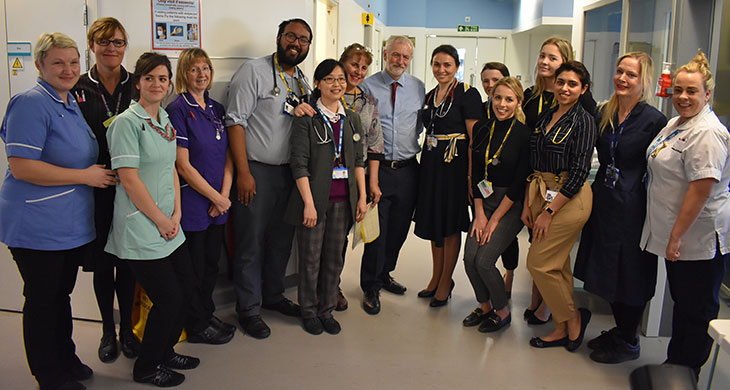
[309,59,347,103]
[132,52,172,100]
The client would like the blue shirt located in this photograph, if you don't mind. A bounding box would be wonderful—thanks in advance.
[0,79,98,250]
[359,70,425,160]
[167,92,228,231]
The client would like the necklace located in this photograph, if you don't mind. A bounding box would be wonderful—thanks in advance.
[145,118,176,142]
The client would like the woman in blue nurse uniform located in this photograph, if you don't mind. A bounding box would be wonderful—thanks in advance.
[0,32,117,390]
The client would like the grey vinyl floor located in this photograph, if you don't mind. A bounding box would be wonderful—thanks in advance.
[2,229,730,390]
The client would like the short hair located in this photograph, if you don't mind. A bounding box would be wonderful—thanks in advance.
[431,44,459,66]
[87,17,128,47]
[339,43,373,66]
[175,48,214,94]
[675,50,714,92]
[555,60,591,88]
[384,35,413,52]
[34,32,79,65]
[132,52,172,99]
[492,77,526,124]
[277,18,313,40]
[481,62,510,77]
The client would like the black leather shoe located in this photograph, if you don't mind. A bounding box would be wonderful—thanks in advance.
[335,289,348,311]
[589,337,640,364]
[302,317,323,335]
[382,276,407,295]
[262,297,301,317]
[417,287,437,298]
[164,352,200,370]
[463,308,489,327]
[98,333,119,363]
[529,336,569,348]
[362,290,381,315]
[566,308,592,352]
[320,316,341,335]
[187,324,234,345]
[67,361,93,381]
[587,327,620,350]
[134,364,185,387]
[209,316,237,334]
[120,331,141,359]
[239,315,271,339]
[478,312,511,333]
[526,311,552,325]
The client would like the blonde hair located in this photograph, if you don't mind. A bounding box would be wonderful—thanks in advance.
[674,50,714,92]
[87,17,128,47]
[34,32,79,65]
[175,48,214,94]
[492,77,526,124]
[599,52,654,132]
[340,43,373,65]
[528,37,573,103]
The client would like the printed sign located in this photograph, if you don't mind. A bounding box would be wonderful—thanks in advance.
[151,0,201,50]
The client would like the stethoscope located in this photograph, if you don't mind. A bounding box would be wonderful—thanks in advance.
[313,111,356,145]
[271,53,311,96]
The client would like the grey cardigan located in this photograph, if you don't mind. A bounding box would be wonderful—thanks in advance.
[284,111,365,225]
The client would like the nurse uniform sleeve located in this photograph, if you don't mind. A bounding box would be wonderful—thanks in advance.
[107,115,141,170]
[1,94,49,160]
[682,127,729,182]
[167,101,189,149]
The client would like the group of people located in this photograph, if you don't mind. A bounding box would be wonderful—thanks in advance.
[0,15,727,390]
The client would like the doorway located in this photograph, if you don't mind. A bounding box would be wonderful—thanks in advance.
[314,0,338,67]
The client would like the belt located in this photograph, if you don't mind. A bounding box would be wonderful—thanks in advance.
[433,133,467,163]
[526,171,568,207]
[383,157,417,169]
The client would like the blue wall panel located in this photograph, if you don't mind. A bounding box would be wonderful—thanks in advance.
[387,0,514,29]
[542,0,574,18]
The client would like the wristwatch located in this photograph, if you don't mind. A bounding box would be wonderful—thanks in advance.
[544,207,554,215]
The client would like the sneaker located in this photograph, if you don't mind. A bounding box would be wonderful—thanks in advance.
[590,338,640,364]
[302,317,323,335]
[320,316,341,335]
[164,352,200,370]
[134,364,185,387]
[587,327,620,350]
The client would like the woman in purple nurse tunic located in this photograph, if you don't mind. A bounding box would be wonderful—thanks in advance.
[167,48,236,344]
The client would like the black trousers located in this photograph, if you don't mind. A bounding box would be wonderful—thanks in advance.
[126,244,194,376]
[665,246,727,377]
[10,245,87,388]
[360,161,418,292]
[186,224,225,328]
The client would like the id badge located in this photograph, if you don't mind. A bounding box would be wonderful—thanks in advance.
[282,93,300,116]
[603,164,620,189]
[426,135,438,151]
[544,189,558,203]
[477,179,494,198]
[103,115,117,128]
[332,167,348,180]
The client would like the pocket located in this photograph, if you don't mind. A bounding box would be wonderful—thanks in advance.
[22,189,78,238]
[124,210,163,252]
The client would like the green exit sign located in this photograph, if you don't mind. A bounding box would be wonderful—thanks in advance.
[457,25,479,32]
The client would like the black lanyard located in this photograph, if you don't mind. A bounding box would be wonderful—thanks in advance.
[608,113,629,166]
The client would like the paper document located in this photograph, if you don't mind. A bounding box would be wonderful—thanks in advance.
[351,202,379,249]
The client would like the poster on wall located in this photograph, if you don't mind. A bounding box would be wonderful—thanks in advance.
[151,0,201,50]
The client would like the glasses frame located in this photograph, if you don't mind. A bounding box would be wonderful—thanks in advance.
[95,39,127,48]
[281,32,311,46]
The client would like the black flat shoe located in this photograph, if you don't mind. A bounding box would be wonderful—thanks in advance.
[463,308,489,327]
[164,352,200,370]
[529,336,568,348]
[134,364,185,387]
[120,331,141,359]
[523,307,535,320]
[239,315,271,339]
[526,311,552,325]
[320,316,341,335]
[98,333,119,363]
[566,308,592,352]
[302,317,323,335]
[417,287,437,298]
[209,316,237,334]
[478,312,511,333]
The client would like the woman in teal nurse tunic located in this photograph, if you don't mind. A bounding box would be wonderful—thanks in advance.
[0,32,117,390]
[105,52,197,388]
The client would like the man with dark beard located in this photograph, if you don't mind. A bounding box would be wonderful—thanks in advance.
[225,18,313,339]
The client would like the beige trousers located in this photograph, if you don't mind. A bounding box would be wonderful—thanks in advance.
[526,172,592,324]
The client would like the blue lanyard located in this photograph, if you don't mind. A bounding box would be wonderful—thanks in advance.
[319,111,344,163]
[608,113,629,166]
[646,129,681,159]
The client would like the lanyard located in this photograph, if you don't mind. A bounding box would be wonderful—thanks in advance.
[484,118,515,178]
[273,54,305,96]
[96,83,122,118]
[537,92,556,116]
[188,95,224,140]
[647,129,681,159]
[341,89,358,111]
[608,113,629,166]
[319,111,344,162]
[145,118,176,142]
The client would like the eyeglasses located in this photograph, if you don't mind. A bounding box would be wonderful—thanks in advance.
[282,32,311,46]
[188,66,211,74]
[321,76,347,85]
[96,39,127,48]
